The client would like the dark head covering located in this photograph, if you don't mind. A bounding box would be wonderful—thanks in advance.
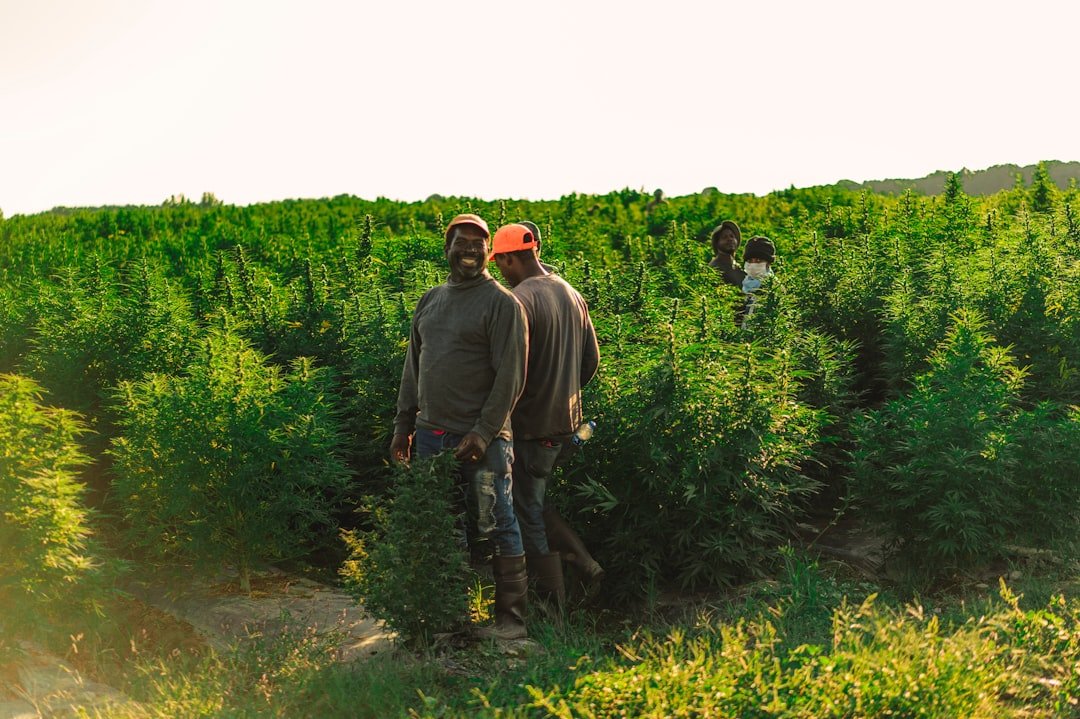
[709,220,742,244]
[743,236,776,263]
[517,221,542,248]
[709,220,742,254]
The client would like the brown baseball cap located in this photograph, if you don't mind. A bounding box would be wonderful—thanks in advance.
[444,213,490,240]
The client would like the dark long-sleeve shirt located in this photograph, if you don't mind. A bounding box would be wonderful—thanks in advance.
[394,272,528,444]
[510,274,600,440]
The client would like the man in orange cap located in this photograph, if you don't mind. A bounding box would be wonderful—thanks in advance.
[490,223,602,613]
[391,213,531,640]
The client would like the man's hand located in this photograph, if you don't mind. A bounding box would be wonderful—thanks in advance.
[454,432,489,463]
[390,433,412,464]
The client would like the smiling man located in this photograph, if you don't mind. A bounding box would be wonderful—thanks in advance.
[390,213,531,640]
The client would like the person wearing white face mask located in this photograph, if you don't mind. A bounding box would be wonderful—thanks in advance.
[738,236,776,328]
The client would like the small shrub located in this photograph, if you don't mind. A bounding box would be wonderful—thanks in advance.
[341,452,470,647]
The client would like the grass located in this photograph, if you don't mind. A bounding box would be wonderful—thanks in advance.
[32,551,1077,718]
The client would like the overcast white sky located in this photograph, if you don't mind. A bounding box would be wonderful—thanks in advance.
[2,0,1078,216]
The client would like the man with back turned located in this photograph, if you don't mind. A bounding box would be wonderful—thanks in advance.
[490,222,603,612]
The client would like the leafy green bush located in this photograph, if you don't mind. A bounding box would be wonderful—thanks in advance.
[852,310,1080,571]
[109,315,350,592]
[572,335,826,598]
[339,285,412,497]
[1008,403,1080,548]
[340,452,470,647]
[1040,248,1080,404]
[0,374,98,650]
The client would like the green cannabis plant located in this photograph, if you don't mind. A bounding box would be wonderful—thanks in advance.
[109,315,350,592]
[572,338,825,598]
[852,310,1080,571]
[0,374,100,652]
[340,452,470,647]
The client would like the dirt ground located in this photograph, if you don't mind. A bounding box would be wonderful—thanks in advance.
[0,566,394,718]
[128,565,394,661]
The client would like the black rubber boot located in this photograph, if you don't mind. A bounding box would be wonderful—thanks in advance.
[527,552,566,620]
[543,507,604,597]
[475,554,528,640]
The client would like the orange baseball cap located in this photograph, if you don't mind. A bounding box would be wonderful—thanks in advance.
[444,213,490,240]
[489,223,538,260]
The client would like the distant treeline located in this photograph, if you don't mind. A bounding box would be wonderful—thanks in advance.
[828,160,1080,196]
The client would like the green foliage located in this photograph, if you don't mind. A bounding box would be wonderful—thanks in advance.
[102,632,446,719]
[0,374,98,650]
[525,596,1006,719]
[1030,160,1057,214]
[5,180,1080,599]
[992,584,1080,713]
[7,184,1080,715]
[109,315,351,591]
[0,282,36,373]
[340,452,470,647]
[53,573,1080,718]
[852,311,1080,571]
[22,261,197,417]
[338,288,412,492]
[573,336,826,597]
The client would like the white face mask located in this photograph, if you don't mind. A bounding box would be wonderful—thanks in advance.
[745,262,770,279]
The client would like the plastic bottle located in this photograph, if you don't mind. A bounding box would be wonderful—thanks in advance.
[571,420,597,446]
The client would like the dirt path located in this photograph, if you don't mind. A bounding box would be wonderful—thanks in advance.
[128,565,395,661]
[795,518,886,578]
[1,567,394,718]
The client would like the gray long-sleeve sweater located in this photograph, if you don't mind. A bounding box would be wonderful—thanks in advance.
[393,271,528,445]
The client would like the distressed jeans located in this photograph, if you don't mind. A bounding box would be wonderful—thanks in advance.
[413,428,524,557]
[510,438,565,556]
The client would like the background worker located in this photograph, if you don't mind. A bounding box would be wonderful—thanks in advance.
[391,213,530,640]
[706,220,745,287]
[490,223,603,611]
[738,235,776,327]
[517,220,557,273]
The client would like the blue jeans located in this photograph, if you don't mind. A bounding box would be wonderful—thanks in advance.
[414,428,524,557]
[511,438,565,556]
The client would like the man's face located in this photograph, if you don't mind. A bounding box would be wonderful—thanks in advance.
[493,252,522,287]
[714,229,738,255]
[446,225,489,281]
